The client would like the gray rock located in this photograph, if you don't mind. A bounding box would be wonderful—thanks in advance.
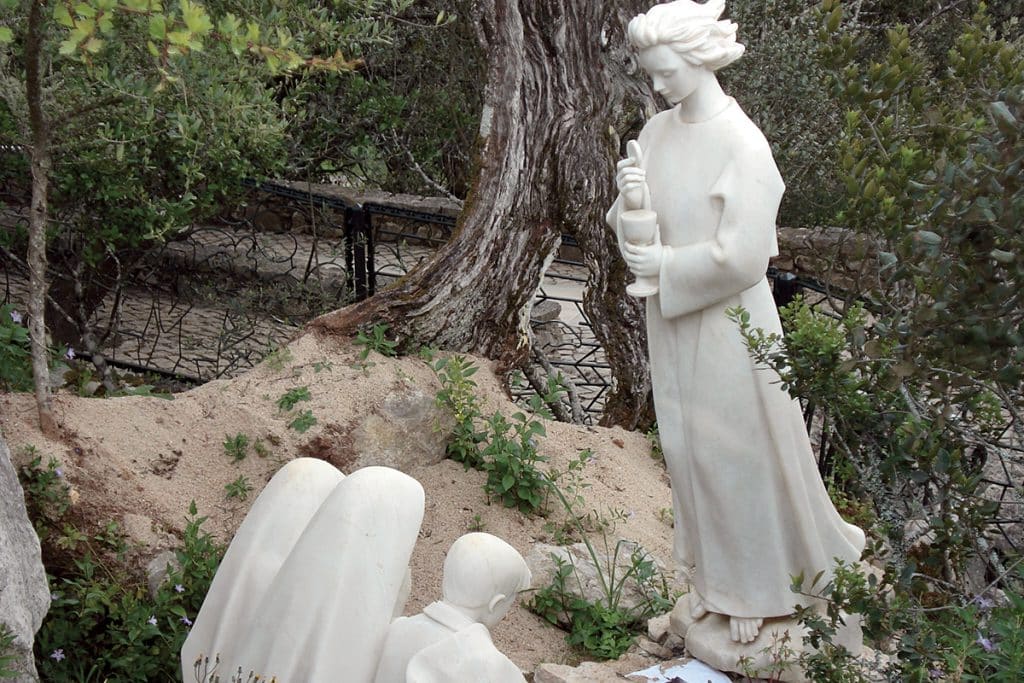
[534,654,658,683]
[0,436,50,683]
[647,613,671,643]
[526,541,670,625]
[530,300,562,323]
[146,550,181,600]
[350,385,455,473]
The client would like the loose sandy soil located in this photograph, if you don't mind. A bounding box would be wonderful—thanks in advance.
[0,331,676,673]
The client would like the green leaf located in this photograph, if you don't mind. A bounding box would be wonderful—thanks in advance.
[990,249,1015,264]
[148,15,166,40]
[181,0,212,35]
[54,3,74,27]
[168,30,191,47]
[59,38,80,55]
[914,230,942,246]
[990,101,1017,136]
[0,26,10,44]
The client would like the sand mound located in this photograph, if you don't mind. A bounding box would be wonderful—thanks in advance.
[0,332,674,671]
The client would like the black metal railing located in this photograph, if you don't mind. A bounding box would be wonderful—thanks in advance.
[1,179,825,419]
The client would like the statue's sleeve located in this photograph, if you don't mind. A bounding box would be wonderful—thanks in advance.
[657,133,784,319]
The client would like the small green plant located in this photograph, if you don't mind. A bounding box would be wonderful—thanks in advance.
[313,360,334,373]
[785,560,1024,681]
[222,433,249,462]
[480,407,549,515]
[543,449,595,543]
[288,410,318,433]
[355,323,399,360]
[0,623,19,679]
[644,423,663,461]
[0,304,33,392]
[467,514,486,532]
[252,439,271,458]
[224,476,253,501]
[262,345,294,371]
[276,386,311,412]
[530,555,638,660]
[17,453,71,543]
[432,355,486,468]
[529,477,674,660]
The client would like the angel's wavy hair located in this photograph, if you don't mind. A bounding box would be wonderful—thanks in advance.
[628,0,745,71]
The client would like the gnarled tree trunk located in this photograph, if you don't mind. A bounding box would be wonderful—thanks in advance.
[310,0,658,428]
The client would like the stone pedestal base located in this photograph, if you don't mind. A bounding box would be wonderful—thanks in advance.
[669,593,864,682]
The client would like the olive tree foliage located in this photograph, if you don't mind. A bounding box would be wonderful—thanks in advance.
[728,5,1024,677]
[747,0,1022,595]
[285,0,483,198]
[0,0,406,432]
[718,0,844,226]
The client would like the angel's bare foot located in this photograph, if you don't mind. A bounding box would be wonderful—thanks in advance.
[689,594,708,620]
[729,616,764,644]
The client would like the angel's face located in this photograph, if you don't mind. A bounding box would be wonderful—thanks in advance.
[639,44,703,105]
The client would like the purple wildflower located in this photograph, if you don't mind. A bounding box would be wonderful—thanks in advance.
[973,595,994,611]
[49,649,65,662]
[929,669,944,679]
[54,467,64,479]
[181,615,193,626]
[174,583,184,593]
[976,634,996,653]
[9,309,22,324]
[64,347,75,360]
[147,616,157,626]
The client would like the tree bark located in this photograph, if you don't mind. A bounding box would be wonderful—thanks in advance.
[25,0,58,435]
[309,0,657,427]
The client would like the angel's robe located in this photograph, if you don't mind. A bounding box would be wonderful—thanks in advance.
[608,98,865,618]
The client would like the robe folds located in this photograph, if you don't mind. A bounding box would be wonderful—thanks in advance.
[609,99,865,618]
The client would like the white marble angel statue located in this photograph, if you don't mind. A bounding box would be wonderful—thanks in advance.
[607,0,866,647]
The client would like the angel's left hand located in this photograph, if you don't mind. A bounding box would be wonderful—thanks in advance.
[623,241,664,278]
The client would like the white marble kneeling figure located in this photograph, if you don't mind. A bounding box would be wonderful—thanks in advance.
[374,532,531,683]
[182,463,424,682]
[609,0,866,657]
[181,458,346,679]
[183,463,529,682]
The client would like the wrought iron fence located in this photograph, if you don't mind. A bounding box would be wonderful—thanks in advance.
[1,179,831,419]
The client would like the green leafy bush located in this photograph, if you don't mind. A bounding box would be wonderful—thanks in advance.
[788,561,1024,681]
[18,456,224,682]
[0,305,31,392]
[432,355,486,468]
[480,407,549,515]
